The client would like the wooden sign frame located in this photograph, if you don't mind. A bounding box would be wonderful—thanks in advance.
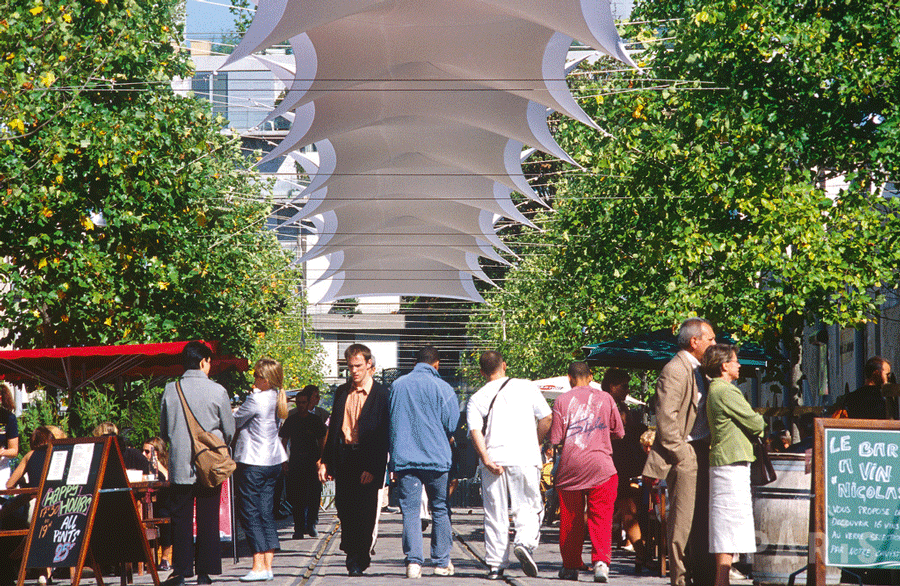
[17,436,159,586]
[812,418,900,586]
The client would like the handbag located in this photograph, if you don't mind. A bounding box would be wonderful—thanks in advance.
[749,435,776,486]
[175,379,236,487]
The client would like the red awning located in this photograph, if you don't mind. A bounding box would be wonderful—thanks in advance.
[0,341,248,393]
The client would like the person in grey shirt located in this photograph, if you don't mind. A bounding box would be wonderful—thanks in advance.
[160,342,235,586]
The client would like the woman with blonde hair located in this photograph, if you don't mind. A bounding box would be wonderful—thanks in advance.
[92,421,150,474]
[702,344,765,586]
[233,358,289,581]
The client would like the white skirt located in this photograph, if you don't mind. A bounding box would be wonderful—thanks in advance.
[709,462,756,553]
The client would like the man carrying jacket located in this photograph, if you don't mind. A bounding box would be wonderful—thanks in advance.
[389,346,460,578]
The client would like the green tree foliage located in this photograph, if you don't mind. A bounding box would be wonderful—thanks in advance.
[229,0,254,35]
[19,383,164,452]
[0,0,296,356]
[250,291,327,393]
[18,394,67,452]
[469,0,900,387]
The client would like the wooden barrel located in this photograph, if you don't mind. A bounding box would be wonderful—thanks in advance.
[751,453,839,585]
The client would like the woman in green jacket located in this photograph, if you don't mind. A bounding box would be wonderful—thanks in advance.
[701,344,765,586]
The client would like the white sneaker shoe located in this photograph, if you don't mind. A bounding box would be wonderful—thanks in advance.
[594,561,609,583]
[406,563,422,579]
[434,561,455,576]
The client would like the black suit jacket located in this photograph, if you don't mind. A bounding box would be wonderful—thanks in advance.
[322,380,390,480]
[844,384,889,420]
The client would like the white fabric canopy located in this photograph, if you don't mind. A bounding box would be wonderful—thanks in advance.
[534,376,646,406]
[226,0,636,302]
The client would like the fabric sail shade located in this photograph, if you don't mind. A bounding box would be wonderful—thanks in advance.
[225,0,637,302]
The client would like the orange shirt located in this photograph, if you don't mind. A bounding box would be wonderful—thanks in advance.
[341,379,373,444]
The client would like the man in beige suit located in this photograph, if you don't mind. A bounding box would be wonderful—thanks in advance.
[643,318,716,586]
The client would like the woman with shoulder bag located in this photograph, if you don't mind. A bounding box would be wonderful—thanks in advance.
[233,358,289,582]
[702,344,765,586]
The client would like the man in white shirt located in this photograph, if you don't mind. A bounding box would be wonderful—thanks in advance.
[467,351,552,580]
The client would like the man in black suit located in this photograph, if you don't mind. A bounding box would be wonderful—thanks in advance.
[318,344,390,576]
[844,356,893,419]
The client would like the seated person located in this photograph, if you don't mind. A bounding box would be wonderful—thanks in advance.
[143,437,173,571]
[613,407,649,561]
[3,426,67,586]
[540,443,559,525]
[92,422,150,474]
[7,426,66,490]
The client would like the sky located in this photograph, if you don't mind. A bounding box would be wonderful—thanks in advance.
[184,0,245,42]
[184,0,637,44]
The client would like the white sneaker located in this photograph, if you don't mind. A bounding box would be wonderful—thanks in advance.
[729,567,747,581]
[593,561,609,583]
[434,561,455,576]
[406,563,422,579]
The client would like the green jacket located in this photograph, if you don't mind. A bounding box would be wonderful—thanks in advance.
[707,377,765,467]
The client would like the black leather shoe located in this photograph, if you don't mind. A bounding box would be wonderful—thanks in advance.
[306,526,319,538]
[558,568,579,581]
[161,575,185,586]
[197,574,212,585]
[347,565,363,577]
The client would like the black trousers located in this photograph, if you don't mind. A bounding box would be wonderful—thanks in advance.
[287,460,321,533]
[170,482,223,577]
[334,447,381,570]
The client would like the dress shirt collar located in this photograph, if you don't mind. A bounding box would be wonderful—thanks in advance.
[350,376,373,395]
[685,351,701,369]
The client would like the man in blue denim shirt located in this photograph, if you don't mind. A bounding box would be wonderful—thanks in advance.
[389,346,460,579]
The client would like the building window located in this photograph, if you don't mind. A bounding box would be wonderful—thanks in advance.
[192,72,228,119]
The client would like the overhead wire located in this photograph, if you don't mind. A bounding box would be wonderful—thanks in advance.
[30,10,700,313]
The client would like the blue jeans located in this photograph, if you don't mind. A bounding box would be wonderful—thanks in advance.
[397,469,451,566]
[235,463,282,554]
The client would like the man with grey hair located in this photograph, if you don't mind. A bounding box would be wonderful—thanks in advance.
[643,318,717,586]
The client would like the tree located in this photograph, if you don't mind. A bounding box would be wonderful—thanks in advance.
[0,0,298,356]
[250,292,327,393]
[469,0,900,393]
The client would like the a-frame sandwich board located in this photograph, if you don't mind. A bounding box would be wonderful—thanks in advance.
[17,436,159,586]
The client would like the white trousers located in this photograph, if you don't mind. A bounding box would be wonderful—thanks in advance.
[370,481,388,555]
[480,464,543,568]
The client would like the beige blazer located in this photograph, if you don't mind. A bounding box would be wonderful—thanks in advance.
[643,350,701,479]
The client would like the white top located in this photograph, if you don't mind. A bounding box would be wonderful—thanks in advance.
[467,377,552,466]
[233,389,288,467]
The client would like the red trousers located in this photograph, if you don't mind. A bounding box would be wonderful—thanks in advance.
[558,475,618,569]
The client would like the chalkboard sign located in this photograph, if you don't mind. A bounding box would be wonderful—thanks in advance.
[17,436,158,586]
[813,419,900,586]
[27,441,103,569]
